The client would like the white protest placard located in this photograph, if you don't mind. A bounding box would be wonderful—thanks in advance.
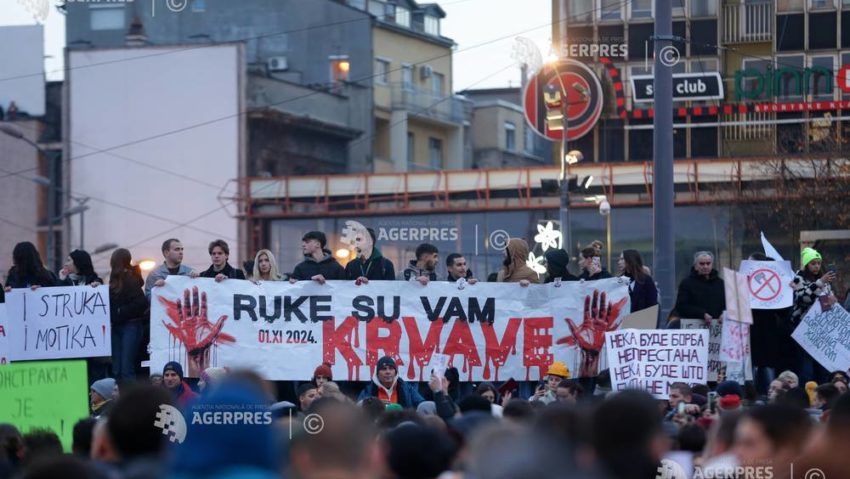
[739,260,794,310]
[720,316,750,363]
[723,268,753,324]
[0,304,9,364]
[681,319,721,382]
[429,353,449,378]
[605,329,709,399]
[151,276,630,381]
[5,286,112,361]
[792,302,850,373]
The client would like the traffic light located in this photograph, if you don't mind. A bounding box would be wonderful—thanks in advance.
[543,84,564,131]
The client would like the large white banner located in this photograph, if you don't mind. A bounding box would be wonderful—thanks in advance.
[5,286,112,361]
[739,260,794,310]
[150,276,631,381]
[605,329,709,399]
[792,301,850,373]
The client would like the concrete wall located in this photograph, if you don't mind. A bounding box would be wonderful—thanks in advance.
[0,120,42,281]
[67,45,243,272]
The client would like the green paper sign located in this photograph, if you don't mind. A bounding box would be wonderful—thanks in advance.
[0,360,89,451]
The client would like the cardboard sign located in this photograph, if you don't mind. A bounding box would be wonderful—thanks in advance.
[739,260,794,309]
[605,329,709,399]
[5,286,112,361]
[723,268,753,324]
[792,302,850,373]
[621,305,660,330]
[0,360,90,451]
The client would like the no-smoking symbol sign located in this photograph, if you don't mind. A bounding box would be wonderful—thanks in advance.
[748,269,782,302]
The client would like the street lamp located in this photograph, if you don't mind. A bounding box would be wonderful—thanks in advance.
[585,195,613,272]
[0,122,60,270]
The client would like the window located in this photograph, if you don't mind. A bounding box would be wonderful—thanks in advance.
[191,0,206,12]
[630,0,652,19]
[778,0,804,11]
[691,20,718,55]
[424,16,440,35]
[809,0,836,9]
[599,0,622,20]
[432,72,444,96]
[407,132,415,167]
[842,53,850,98]
[672,0,685,17]
[395,6,411,27]
[330,56,351,83]
[568,0,593,22]
[505,122,516,151]
[690,58,719,74]
[775,54,805,99]
[810,55,836,99]
[429,138,443,169]
[401,65,413,90]
[524,125,534,153]
[844,0,850,5]
[776,15,805,51]
[375,59,390,84]
[690,0,717,17]
[809,12,837,49]
[90,5,124,31]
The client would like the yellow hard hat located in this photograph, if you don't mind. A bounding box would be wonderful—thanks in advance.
[546,361,570,379]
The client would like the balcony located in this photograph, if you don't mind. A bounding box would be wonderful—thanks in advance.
[390,84,471,125]
[723,1,773,44]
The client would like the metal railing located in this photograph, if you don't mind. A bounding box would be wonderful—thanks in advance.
[390,83,471,124]
[723,1,773,44]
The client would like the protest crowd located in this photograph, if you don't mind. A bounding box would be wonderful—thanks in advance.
[1,230,850,479]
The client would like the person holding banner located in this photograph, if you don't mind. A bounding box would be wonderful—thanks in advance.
[543,248,578,283]
[4,241,58,292]
[199,239,246,282]
[578,247,612,281]
[675,251,725,324]
[343,227,396,282]
[145,238,194,299]
[58,250,102,287]
[290,231,345,283]
[496,239,538,285]
[252,249,287,282]
[400,243,439,284]
[790,247,836,384]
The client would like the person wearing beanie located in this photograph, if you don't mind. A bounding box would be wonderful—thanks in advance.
[90,378,116,418]
[312,363,332,387]
[790,247,836,384]
[543,249,578,283]
[357,356,425,409]
[59,249,103,286]
[163,361,198,407]
[718,394,742,412]
[531,361,570,404]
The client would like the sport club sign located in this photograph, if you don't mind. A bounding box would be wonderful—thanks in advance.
[735,63,850,101]
[523,60,604,141]
[150,277,631,382]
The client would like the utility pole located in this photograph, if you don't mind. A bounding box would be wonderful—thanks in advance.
[653,0,676,325]
[558,0,570,254]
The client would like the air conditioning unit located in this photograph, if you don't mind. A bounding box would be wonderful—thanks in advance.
[267,56,289,72]
[420,65,433,80]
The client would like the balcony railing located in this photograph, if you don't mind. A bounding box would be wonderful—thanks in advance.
[723,1,773,44]
[390,84,471,125]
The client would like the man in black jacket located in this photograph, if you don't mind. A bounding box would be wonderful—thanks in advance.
[446,253,477,283]
[400,243,439,284]
[675,251,725,323]
[291,231,345,283]
[343,227,395,282]
[198,239,245,282]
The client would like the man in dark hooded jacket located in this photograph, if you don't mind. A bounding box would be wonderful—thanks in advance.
[357,356,424,408]
[544,249,578,283]
[675,251,726,322]
[344,227,395,282]
[291,231,345,282]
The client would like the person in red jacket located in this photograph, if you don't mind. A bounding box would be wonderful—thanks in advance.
[163,361,198,408]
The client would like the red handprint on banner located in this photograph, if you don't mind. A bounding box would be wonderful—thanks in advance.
[556,290,627,378]
[159,286,235,377]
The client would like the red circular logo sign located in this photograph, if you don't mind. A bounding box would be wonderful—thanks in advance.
[747,269,782,302]
[522,60,604,141]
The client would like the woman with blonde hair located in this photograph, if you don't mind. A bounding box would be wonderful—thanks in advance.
[252,249,286,282]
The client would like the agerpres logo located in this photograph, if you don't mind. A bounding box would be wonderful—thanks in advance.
[340,220,459,245]
[154,404,188,444]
